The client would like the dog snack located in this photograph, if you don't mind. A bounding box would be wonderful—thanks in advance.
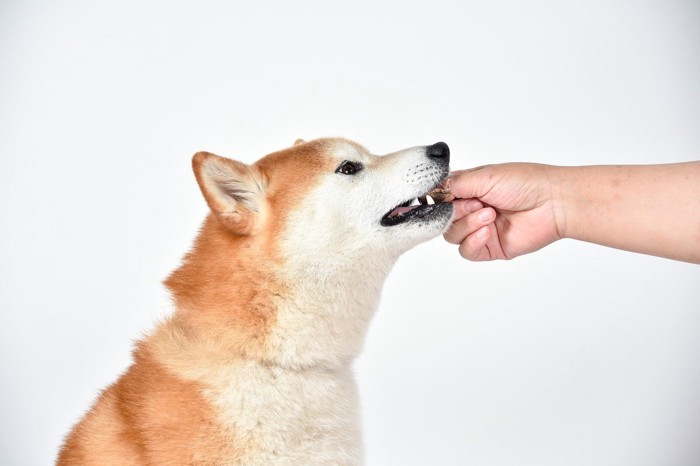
[427,187,453,203]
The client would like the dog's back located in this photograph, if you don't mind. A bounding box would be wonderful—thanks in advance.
[58,342,240,464]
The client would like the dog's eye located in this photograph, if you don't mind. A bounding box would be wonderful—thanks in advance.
[335,160,362,175]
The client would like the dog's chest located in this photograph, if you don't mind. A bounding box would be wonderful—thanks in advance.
[205,362,362,464]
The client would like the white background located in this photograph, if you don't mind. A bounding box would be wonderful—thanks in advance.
[1,1,699,465]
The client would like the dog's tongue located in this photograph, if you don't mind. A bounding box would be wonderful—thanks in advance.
[388,206,418,218]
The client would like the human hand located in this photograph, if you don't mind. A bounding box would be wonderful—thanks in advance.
[444,163,564,261]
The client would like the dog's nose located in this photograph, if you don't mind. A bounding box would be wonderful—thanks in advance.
[426,142,450,163]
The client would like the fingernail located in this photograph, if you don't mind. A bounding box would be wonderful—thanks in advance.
[476,226,489,239]
[478,209,493,222]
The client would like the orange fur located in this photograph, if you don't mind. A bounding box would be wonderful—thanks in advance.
[58,141,332,465]
[58,344,245,465]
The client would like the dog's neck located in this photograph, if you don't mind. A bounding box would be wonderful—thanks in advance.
[162,215,398,372]
[268,246,396,370]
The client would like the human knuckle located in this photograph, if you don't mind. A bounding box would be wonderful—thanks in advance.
[459,244,476,261]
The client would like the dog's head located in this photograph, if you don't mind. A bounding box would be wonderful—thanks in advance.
[182,138,453,367]
[193,138,453,260]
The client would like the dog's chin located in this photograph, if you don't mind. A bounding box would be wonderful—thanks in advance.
[412,202,453,234]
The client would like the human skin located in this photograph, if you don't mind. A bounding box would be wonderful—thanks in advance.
[444,161,700,264]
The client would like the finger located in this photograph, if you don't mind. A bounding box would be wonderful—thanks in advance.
[458,225,491,261]
[450,198,484,223]
[482,222,506,260]
[444,207,496,245]
[447,166,491,200]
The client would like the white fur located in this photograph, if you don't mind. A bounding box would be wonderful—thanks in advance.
[225,141,452,463]
[208,361,362,465]
[267,142,450,367]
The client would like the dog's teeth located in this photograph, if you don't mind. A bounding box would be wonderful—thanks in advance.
[418,196,427,205]
[426,194,435,205]
[410,198,420,206]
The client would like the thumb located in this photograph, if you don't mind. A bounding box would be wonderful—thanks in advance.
[448,166,492,200]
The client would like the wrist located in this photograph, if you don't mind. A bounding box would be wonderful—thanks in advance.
[546,165,576,241]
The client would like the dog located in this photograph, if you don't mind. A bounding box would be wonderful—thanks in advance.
[57,138,453,465]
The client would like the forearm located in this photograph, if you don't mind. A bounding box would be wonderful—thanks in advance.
[553,162,700,263]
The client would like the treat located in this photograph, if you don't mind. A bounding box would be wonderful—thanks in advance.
[427,187,453,203]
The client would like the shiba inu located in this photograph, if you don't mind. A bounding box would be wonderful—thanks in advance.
[57,138,453,465]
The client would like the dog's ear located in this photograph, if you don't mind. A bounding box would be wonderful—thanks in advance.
[192,151,263,235]
[293,138,306,146]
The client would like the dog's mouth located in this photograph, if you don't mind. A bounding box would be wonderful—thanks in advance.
[380,183,453,227]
